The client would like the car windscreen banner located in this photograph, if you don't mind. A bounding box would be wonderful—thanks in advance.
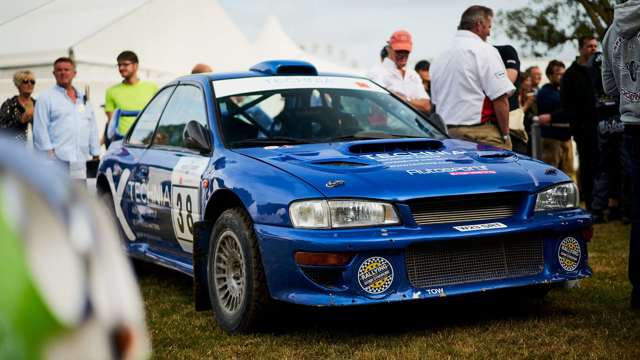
[213,76,386,97]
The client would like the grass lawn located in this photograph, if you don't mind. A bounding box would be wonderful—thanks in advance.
[138,222,640,359]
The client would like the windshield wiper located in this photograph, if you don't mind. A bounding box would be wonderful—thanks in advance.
[230,137,315,148]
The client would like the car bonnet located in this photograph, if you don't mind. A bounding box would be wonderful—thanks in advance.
[232,138,571,200]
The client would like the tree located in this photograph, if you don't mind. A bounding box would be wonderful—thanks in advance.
[497,0,624,57]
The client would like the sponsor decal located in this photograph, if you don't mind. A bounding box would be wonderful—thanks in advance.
[105,167,136,241]
[127,181,171,207]
[558,237,581,272]
[171,157,209,252]
[213,76,386,97]
[426,288,445,296]
[495,71,506,79]
[449,170,496,176]
[406,165,495,176]
[358,257,394,294]
[360,151,469,170]
[325,179,345,188]
[362,150,466,161]
[453,222,507,232]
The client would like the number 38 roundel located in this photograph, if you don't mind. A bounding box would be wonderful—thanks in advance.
[170,157,209,252]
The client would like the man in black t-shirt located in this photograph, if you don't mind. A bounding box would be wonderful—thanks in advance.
[561,36,599,211]
[495,45,527,154]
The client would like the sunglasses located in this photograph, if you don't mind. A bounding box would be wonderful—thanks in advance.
[22,79,36,85]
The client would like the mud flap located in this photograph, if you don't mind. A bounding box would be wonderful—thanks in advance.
[192,220,213,311]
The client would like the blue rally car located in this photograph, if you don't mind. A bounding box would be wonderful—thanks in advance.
[97,60,592,333]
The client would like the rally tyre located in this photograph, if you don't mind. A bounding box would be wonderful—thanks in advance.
[207,208,268,333]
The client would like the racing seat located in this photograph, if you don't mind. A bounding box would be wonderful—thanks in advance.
[274,106,356,139]
[222,115,259,143]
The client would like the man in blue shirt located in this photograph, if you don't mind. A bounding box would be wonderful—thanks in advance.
[33,57,100,178]
[535,60,574,177]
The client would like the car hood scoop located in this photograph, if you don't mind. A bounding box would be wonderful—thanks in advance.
[348,140,444,155]
[233,139,568,199]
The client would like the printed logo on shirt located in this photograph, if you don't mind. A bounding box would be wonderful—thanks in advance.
[625,61,638,82]
[494,71,506,79]
[614,37,623,53]
[621,88,640,103]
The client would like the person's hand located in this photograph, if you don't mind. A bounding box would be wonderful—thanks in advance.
[524,93,535,107]
[537,114,551,125]
[25,106,34,118]
[21,106,34,124]
[393,92,408,102]
[47,150,55,160]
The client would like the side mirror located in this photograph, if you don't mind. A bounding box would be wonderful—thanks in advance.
[108,109,140,141]
[183,120,211,153]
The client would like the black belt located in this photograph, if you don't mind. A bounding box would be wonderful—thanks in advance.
[624,123,640,135]
[447,123,484,129]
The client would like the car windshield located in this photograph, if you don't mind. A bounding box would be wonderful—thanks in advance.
[213,76,445,148]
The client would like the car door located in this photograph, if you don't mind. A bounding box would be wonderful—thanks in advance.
[119,85,175,242]
[135,83,211,260]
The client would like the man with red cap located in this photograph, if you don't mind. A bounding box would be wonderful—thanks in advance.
[369,30,431,114]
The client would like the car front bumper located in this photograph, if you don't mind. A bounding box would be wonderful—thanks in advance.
[254,209,592,306]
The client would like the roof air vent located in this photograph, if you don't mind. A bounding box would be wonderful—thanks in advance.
[250,60,318,76]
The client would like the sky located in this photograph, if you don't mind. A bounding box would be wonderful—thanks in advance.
[218,0,578,68]
[1,0,579,70]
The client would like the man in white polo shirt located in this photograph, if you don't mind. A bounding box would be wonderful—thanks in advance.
[369,30,431,114]
[431,5,515,150]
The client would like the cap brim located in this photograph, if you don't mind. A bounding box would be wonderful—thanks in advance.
[391,43,412,52]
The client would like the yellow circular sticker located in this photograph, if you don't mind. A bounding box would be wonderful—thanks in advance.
[558,237,581,272]
[358,257,394,294]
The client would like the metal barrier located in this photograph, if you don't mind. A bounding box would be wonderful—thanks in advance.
[529,119,570,160]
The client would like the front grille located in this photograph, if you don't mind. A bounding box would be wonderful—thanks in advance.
[408,193,523,225]
[406,235,544,288]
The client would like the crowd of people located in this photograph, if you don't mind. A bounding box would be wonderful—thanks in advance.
[0,3,638,309]
[367,4,638,309]
[368,6,629,225]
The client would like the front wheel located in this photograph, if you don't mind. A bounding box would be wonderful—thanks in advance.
[207,208,268,333]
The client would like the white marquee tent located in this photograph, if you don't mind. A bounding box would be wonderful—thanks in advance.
[0,0,359,137]
[0,0,257,133]
[0,0,256,77]
[253,15,361,75]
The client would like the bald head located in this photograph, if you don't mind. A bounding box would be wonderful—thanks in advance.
[191,63,212,74]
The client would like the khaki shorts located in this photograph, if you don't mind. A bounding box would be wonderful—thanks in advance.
[447,122,512,150]
[542,138,574,176]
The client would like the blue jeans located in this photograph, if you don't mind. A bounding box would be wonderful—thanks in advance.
[624,124,640,293]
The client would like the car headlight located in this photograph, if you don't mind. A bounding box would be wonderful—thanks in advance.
[534,182,579,212]
[289,199,399,229]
